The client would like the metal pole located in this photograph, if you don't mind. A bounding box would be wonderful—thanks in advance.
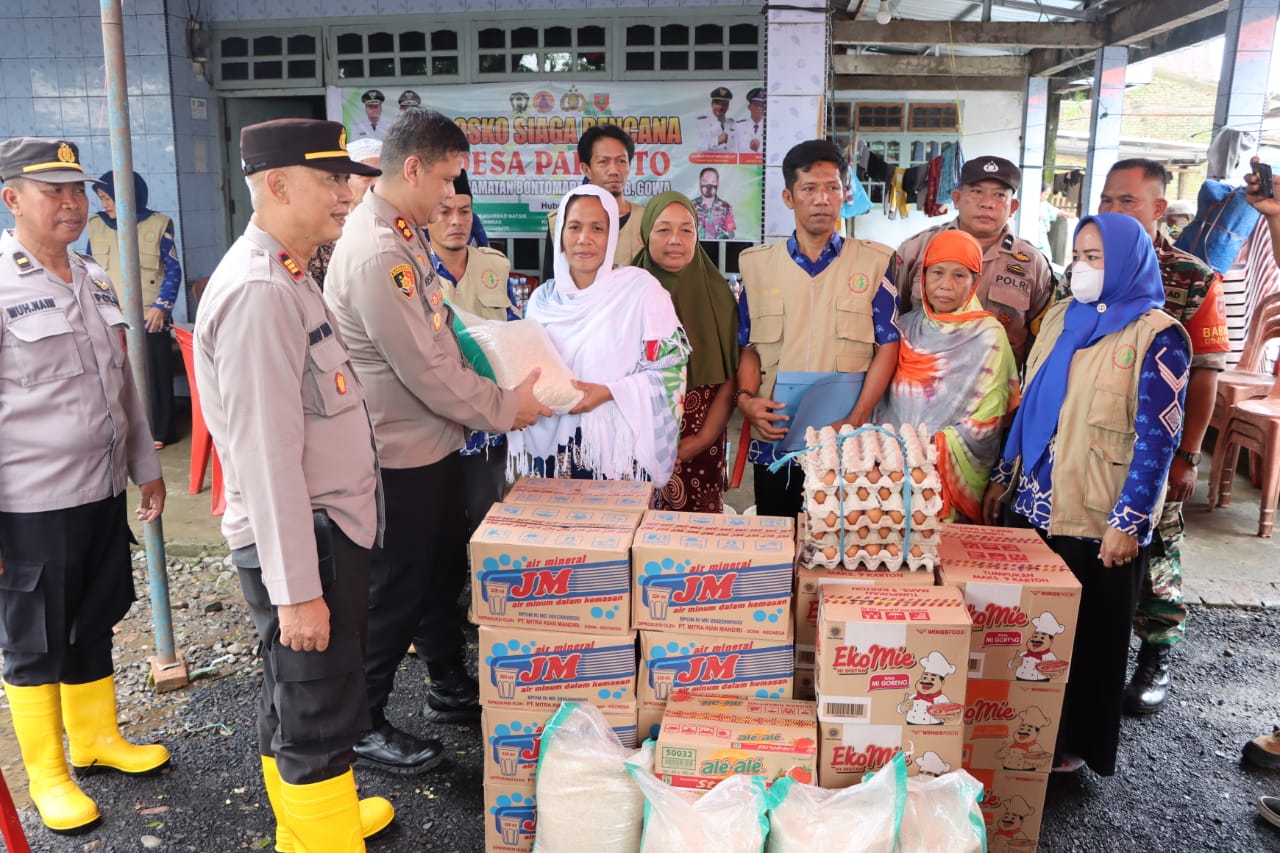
[100,0,188,692]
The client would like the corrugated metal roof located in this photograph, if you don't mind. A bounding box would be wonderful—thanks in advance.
[844,0,1133,25]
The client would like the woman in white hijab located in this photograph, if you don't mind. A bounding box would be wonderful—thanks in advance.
[508,184,690,486]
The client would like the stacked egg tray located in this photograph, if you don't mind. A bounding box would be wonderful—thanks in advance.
[799,423,941,572]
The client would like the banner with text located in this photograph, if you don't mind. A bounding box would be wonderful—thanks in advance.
[327,81,764,240]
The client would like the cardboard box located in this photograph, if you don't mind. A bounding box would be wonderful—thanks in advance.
[501,490,650,522]
[938,549,1081,683]
[654,694,818,789]
[482,704,638,786]
[817,716,964,788]
[962,679,1065,773]
[815,586,971,727]
[483,780,537,853]
[507,476,654,502]
[478,626,636,711]
[483,501,643,530]
[470,506,636,634]
[937,524,1061,567]
[794,564,937,651]
[794,649,815,701]
[639,630,793,713]
[632,513,795,640]
[965,768,1049,853]
[639,704,664,743]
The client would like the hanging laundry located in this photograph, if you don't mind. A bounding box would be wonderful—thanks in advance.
[902,163,929,205]
[923,155,948,217]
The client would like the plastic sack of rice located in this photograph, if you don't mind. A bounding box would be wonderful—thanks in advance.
[764,750,907,853]
[897,768,986,853]
[452,307,584,413]
[626,762,768,853]
[533,702,646,853]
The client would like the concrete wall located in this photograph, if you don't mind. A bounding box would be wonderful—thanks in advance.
[206,0,754,19]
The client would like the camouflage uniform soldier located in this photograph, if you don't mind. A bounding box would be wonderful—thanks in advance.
[693,167,736,240]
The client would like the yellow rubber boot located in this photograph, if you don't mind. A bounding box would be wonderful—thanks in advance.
[279,768,367,853]
[2,681,100,833]
[261,756,394,852]
[60,676,170,775]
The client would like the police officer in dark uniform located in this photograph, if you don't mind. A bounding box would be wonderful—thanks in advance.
[0,137,170,835]
[195,119,392,851]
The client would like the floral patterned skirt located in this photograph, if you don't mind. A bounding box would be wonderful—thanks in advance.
[658,383,726,513]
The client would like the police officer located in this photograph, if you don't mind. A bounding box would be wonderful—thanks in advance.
[398,90,422,111]
[894,156,1056,367]
[0,137,169,834]
[194,119,393,851]
[325,108,548,774]
[697,86,737,152]
[353,89,386,140]
[736,87,765,154]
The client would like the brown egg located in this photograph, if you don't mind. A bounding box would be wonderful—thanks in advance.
[878,526,893,538]
[889,511,904,524]
[813,490,827,503]
[913,510,926,525]
[844,511,862,526]
[824,512,838,527]
[822,470,837,486]
[857,487,870,501]
[864,544,882,556]
[866,508,883,524]
[878,486,892,501]
[884,544,901,557]
[822,546,838,560]
[889,470,904,483]
[922,488,936,500]
[867,468,881,484]
[909,545,923,557]
[911,468,928,484]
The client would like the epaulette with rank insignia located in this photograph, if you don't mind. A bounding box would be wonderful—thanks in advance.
[394,217,415,241]
[278,251,305,280]
[1001,234,1015,251]
[11,251,35,274]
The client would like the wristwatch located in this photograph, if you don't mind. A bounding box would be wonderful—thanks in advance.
[1174,449,1202,466]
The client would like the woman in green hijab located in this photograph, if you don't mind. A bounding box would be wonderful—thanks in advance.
[632,191,740,512]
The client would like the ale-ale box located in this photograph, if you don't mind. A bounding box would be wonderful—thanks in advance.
[481,704,638,786]
[483,780,537,853]
[965,767,1049,853]
[478,625,636,712]
[632,511,795,640]
[817,714,964,788]
[505,476,655,502]
[961,679,1065,773]
[938,550,1081,683]
[815,586,971,727]
[470,504,637,635]
[654,693,818,790]
[638,630,794,714]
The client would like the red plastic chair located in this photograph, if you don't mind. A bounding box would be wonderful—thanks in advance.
[172,326,225,517]
[0,768,32,853]
[1208,371,1280,537]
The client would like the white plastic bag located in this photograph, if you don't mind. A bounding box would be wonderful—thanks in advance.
[764,751,906,853]
[453,308,584,413]
[533,702,645,853]
[627,762,769,853]
[897,769,986,853]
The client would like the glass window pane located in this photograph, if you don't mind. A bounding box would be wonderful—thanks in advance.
[399,31,426,52]
[577,51,605,72]
[729,23,758,45]
[478,53,506,73]
[728,50,757,71]
[545,26,571,48]
[432,30,458,52]
[515,53,539,73]
[287,35,315,55]
[694,50,722,71]
[336,33,363,55]
[694,24,722,45]
[660,25,688,45]
[544,51,572,72]
[578,25,605,47]
[400,57,427,76]
[478,28,505,49]
[433,56,459,75]
[337,58,364,78]
[626,52,654,71]
[253,60,283,78]
[659,50,688,70]
[626,25,654,47]
[253,35,282,56]
[369,57,395,76]
[512,26,538,49]
[287,59,315,78]
[368,32,393,53]
[221,36,248,58]
[222,62,249,80]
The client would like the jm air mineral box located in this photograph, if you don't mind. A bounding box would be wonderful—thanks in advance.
[478,625,636,712]
[483,780,537,853]
[638,630,794,713]
[481,703,637,786]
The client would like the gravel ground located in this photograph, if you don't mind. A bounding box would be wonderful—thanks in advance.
[4,555,1279,852]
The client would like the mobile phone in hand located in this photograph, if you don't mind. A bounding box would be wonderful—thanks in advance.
[1253,161,1274,199]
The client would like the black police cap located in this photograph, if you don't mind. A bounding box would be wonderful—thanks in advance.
[240,119,381,177]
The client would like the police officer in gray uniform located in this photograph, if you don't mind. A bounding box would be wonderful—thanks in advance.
[194,119,393,852]
[325,108,548,774]
[0,137,169,835]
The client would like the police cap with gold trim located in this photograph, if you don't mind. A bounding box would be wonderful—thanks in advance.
[959,156,1021,192]
[240,119,382,177]
[0,137,89,183]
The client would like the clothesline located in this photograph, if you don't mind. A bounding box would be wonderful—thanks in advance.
[850,137,966,220]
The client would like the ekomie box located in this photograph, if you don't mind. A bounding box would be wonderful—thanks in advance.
[470,505,637,635]
[817,717,964,788]
[962,679,1065,773]
[815,585,971,727]
[478,625,636,712]
[965,767,1049,853]
[936,524,1061,567]
[631,511,795,640]
[483,780,537,853]
[639,630,794,713]
[654,693,817,790]
[482,704,637,786]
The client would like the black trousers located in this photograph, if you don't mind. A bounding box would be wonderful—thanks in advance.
[461,444,508,539]
[235,517,371,785]
[146,328,176,446]
[0,493,132,686]
[365,456,469,724]
[753,462,805,519]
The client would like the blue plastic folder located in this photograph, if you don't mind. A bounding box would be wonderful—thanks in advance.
[771,371,866,455]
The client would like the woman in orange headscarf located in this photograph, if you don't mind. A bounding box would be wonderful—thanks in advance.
[875,230,1020,521]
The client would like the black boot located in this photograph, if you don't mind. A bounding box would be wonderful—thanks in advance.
[422,657,481,724]
[353,719,445,775]
[1124,642,1172,715]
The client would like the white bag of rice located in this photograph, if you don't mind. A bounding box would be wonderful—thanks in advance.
[897,769,986,853]
[533,702,646,853]
[765,750,906,853]
[452,308,584,413]
[626,765,768,853]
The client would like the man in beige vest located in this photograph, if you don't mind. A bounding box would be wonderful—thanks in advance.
[894,156,1055,367]
[735,139,902,518]
[426,169,519,537]
[87,171,182,447]
[541,125,647,278]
